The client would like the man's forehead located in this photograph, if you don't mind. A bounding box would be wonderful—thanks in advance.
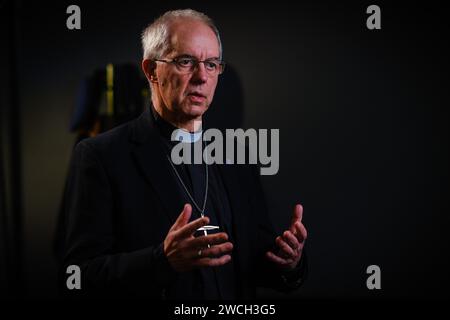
[167,19,219,57]
[168,17,212,33]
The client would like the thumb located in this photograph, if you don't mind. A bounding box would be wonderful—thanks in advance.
[171,203,192,231]
[290,203,303,232]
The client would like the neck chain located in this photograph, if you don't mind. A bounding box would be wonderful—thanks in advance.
[166,140,208,218]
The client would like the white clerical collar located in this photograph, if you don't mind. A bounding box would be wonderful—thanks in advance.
[172,128,203,143]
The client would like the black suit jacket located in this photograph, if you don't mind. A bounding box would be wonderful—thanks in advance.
[61,108,306,299]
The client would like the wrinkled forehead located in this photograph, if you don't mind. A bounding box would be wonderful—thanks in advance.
[166,18,220,58]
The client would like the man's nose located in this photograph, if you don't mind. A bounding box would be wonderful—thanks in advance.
[190,62,208,84]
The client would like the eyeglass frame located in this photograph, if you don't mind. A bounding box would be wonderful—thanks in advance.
[153,55,226,76]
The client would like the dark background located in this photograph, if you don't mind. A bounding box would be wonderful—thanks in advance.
[1,0,449,300]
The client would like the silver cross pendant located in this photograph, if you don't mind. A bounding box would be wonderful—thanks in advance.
[196,225,220,248]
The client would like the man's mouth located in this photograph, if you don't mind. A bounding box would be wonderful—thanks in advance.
[187,91,206,98]
[187,91,206,103]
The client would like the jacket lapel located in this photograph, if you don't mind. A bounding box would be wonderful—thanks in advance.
[129,109,184,225]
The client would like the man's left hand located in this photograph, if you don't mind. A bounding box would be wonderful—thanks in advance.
[266,204,307,271]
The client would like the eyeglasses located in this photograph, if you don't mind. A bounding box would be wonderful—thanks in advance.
[154,56,226,76]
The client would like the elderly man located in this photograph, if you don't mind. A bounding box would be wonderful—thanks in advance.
[62,9,307,299]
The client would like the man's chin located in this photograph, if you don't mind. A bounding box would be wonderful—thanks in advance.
[183,103,208,117]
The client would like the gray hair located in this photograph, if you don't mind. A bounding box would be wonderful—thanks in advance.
[141,9,223,61]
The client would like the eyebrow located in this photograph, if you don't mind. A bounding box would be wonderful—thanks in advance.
[175,54,221,61]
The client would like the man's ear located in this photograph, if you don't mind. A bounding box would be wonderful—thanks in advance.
[142,59,158,83]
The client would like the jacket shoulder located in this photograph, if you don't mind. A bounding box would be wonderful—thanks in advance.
[76,118,137,155]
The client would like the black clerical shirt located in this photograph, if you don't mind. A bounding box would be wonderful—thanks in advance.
[151,107,238,299]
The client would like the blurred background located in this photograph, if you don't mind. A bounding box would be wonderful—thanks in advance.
[0,0,449,300]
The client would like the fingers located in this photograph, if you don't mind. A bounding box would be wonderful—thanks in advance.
[203,242,233,257]
[190,241,233,259]
[282,230,301,251]
[170,204,193,232]
[293,221,308,242]
[192,254,232,268]
[183,233,232,259]
[174,215,210,240]
[188,232,229,249]
[290,204,303,232]
[265,204,307,270]
[276,236,296,259]
[266,251,291,266]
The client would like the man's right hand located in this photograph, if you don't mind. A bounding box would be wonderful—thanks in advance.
[163,204,233,272]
